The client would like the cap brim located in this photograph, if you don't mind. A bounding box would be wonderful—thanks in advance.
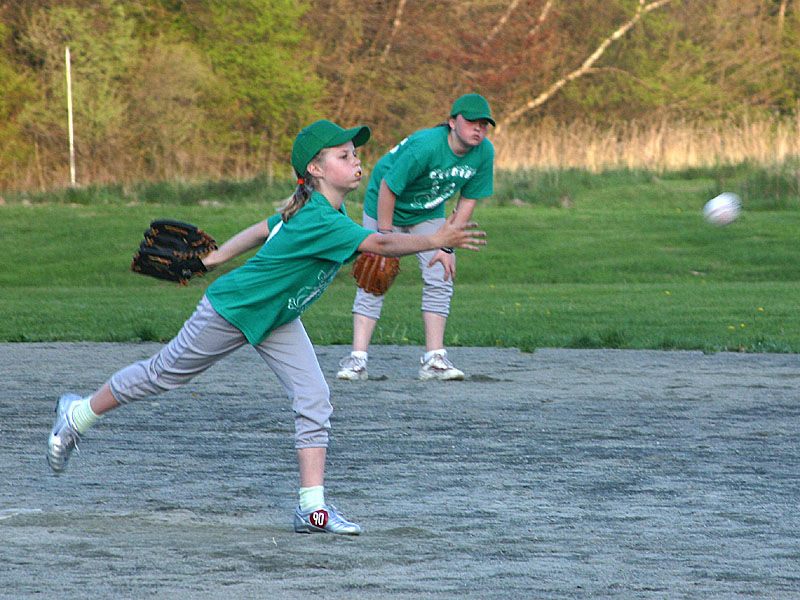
[456,113,495,126]
[331,125,371,148]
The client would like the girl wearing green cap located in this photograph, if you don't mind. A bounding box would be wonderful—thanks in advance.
[338,94,495,382]
[46,120,486,536]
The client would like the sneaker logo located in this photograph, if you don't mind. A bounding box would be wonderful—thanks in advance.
[310,509,329,529]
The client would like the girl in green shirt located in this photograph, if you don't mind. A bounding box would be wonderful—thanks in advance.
[338,94,495,382]
[47,120,486,536]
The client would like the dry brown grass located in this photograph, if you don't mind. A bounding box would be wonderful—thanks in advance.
[9,117,800,193]
[493,116,800,172]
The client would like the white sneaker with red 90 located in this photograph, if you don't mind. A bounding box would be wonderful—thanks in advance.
[294,504,361,535]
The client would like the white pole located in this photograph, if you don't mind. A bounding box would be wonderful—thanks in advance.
[65,46,76,186]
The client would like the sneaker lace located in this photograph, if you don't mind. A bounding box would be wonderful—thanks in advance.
[424,352,454,369]
[62,425,81,454]
[339,356,365,370]
[65,407,82,453]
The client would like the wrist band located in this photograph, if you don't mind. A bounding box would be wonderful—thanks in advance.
[441,247,454,254]
[377,229,392,234]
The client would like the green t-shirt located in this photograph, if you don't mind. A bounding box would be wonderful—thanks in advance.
[364,126,494,226]
[206,192,372,345]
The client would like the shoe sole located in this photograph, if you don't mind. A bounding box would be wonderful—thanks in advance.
[47,447,68,472]
[418,371,464,381]
[47,434,73,472]
[294,525,361,535]
[337,372,368,381]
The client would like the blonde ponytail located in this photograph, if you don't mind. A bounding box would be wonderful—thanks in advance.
[281,174,313,222]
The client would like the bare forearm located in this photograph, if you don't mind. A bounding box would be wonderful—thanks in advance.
[202,219,270,268]
[359,224,485,257]
[376,179,396,232]
[453,198,478,224]
[365,232,445,257]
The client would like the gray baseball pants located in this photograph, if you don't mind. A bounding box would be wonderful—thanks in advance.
[109,295,332,449]
[353,214,453,319]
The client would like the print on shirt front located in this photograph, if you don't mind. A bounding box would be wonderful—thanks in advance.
[267,219,342,314]
[287,264,340,313]
[363,126,494,226]
[205,193,372,345]
[411,166,478,211]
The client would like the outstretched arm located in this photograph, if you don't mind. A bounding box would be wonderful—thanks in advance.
[202,218,271,268]
[358,211,486,257]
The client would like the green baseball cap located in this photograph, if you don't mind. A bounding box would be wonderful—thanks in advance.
[291,120,371,176]
[450,93,495,126]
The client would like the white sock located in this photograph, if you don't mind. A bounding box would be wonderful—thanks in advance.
[298,486,325,511]
[70,397,102,434]
[424,349,446,362]
[351,351,368,361]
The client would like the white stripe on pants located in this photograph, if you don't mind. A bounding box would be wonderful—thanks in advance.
[352,213,454,320]
[109,295,332,448]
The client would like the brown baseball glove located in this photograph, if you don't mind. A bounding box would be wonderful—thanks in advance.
[351,253,400,295]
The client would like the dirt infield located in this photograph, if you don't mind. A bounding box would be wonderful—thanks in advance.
[2,343,799,599]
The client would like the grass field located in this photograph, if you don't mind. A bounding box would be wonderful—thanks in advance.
[2,165,798,352]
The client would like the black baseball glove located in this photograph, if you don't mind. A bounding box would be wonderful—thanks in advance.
[131,219,218,286]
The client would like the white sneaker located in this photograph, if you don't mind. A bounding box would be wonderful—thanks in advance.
[418,351,464,381]
[47,394,83,472]
[337,354,368,380]
[294,503,361,535]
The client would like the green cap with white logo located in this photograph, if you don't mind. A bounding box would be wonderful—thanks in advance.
[450,94,495,126]
[292,120,371,176]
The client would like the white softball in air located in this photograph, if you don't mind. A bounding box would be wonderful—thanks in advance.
[703,192,741,226]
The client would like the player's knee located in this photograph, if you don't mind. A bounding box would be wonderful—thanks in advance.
[295,431,329,449]
[421,267,453,290]
[294,404,332,449]
[421,281,453,316]
[148,355,197,391]
[353,289,385,319]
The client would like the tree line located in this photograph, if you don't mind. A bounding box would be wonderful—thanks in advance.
[1,0,797,190]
